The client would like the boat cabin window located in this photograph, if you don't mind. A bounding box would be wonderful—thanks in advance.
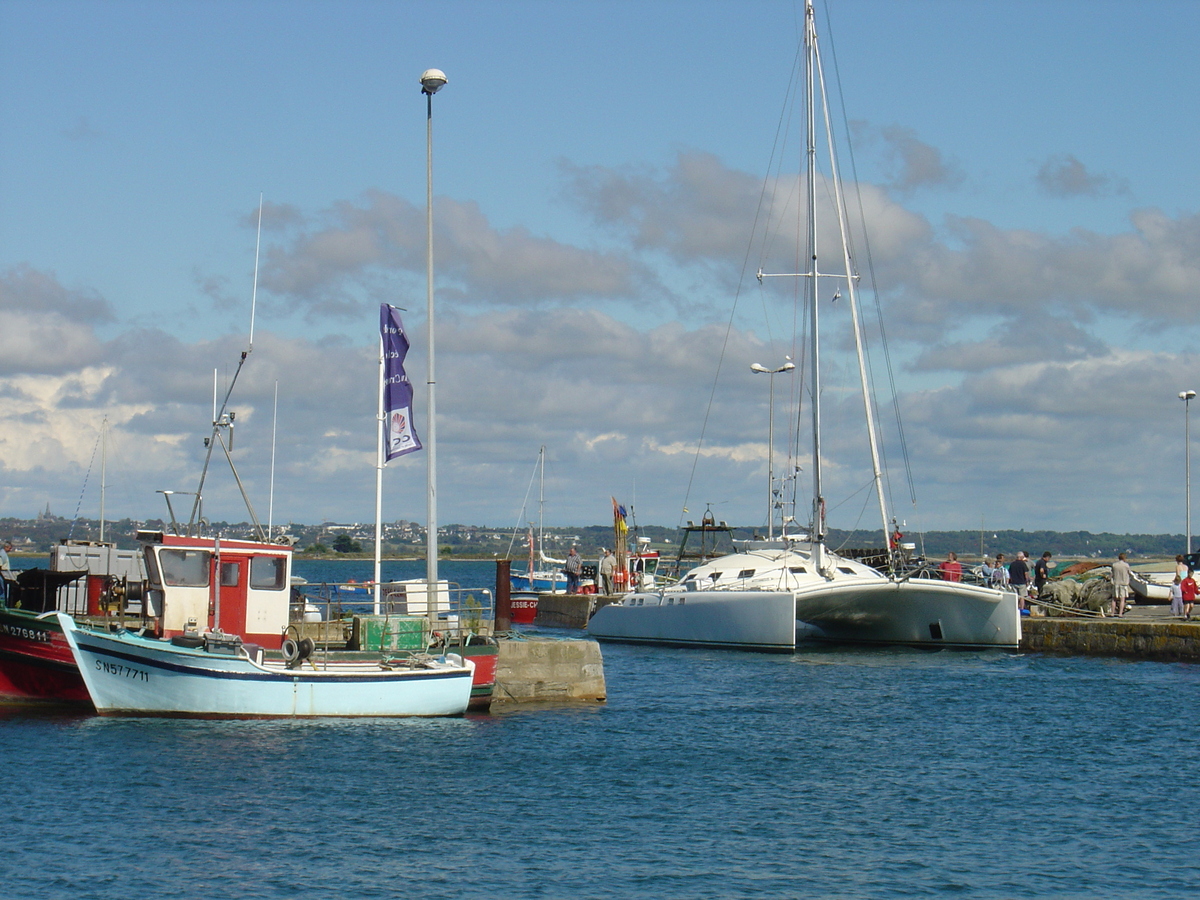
[737,569,755,579]
[836,567,856,575]
[220,562,240,587]
[158,549,211,587]
[250,555,287,590]
[788,566,807,574]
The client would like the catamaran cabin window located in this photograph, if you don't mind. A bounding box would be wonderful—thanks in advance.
[250,556,287,590]
[158,549,211,587]
[836,567,856,575]
[738,569,755,579]
[789,566,808,574]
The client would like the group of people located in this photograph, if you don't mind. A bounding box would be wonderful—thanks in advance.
[939,547,1200,620]
[1169,554,1198,620]
[938,549,1055,614]
[562,546,619,595]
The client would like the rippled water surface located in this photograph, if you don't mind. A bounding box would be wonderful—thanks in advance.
[2,560,1197,898]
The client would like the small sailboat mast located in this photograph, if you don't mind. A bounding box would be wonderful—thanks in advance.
[184,195,267,541]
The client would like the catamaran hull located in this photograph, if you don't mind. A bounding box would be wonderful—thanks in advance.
[61,618,474,718]
[793,580,1021,649]
[587,580,1020,652]
[586,591,797,652]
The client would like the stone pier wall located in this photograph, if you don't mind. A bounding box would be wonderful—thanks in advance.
[493,638,606,705]
[1022,618,1200,662]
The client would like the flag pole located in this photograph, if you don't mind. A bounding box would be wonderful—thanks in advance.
[374,332,384,615]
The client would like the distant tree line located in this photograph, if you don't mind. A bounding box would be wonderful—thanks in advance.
[0,515,1188,562]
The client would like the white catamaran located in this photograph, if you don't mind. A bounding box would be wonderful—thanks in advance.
[588,0,1020,652]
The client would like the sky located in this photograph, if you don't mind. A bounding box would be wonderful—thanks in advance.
[3,0,1200,541]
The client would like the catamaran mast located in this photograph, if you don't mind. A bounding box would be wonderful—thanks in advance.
[804,0,824,573]
[811,13,894,563]
[754,0,893,571]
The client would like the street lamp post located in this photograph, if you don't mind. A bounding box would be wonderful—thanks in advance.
[421,68,446,605]
[751,360,795,540]
[1182,389,1196,555]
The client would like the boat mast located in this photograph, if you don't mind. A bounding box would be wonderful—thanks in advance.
[813,26,894,563]
[755,0,892,571]
[804,0,824,572]
[185,197,267,542]
[537,444,545,564]
[99,416,107,544]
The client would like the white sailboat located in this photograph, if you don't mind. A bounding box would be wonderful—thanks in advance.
[588,0,1020,652]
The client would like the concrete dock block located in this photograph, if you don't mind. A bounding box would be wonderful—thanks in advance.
[493,638,606,705]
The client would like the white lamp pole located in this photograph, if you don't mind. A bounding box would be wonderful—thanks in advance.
[1182,389,1196,555]
[421,68,446,606]
[751,360,795,540]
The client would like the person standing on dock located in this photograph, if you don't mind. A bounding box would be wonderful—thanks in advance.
[1171,574,1185,618]
[1009,552,1030,610]
[599,549,616,595]
[1034,551,1052,594]
[1111,553,1133,618]
[0,541,12,602]
[564,547,583,594]
[938,552,962,582]
[1183,569,1198,621]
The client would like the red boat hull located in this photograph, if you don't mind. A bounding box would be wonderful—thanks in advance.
[0,611,90,706]
[457,638,498,710]
[509,594,539,625]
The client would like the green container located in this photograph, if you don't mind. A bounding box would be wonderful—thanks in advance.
[351,615,427,651]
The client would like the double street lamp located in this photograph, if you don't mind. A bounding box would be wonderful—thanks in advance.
[1182,389,1196,555]
[751,360,795,540]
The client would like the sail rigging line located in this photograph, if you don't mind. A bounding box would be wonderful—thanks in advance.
[676,71,804,531]
[67,422,105,540]
[822,0,918,515]
[505,451,543,559]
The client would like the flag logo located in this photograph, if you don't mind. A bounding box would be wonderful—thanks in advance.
[381,304,422,461]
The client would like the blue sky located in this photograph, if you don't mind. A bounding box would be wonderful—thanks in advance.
[3,0,1200,543]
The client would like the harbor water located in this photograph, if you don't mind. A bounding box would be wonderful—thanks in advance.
[2,559,1198,897]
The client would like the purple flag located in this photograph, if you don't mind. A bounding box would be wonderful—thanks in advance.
[381,304,422,461]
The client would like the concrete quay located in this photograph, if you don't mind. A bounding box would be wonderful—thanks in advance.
[1021,603,1200,662]
[531,593,618,629]
[492,637,606,706]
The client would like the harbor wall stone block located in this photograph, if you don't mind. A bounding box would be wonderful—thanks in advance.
[493,638,606,705]
[1022,619,1200,662]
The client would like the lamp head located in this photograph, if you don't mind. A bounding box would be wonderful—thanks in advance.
[1182,390,1197,401]
[420,69,447,94]
[750,363,769,374]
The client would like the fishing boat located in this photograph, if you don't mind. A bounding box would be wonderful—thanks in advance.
[0,568,92,705]
[0,420,151,706]
[589,0,1020,652]
[59,614,473,718]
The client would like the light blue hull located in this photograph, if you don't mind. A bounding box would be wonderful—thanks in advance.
[60,616,474,718]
